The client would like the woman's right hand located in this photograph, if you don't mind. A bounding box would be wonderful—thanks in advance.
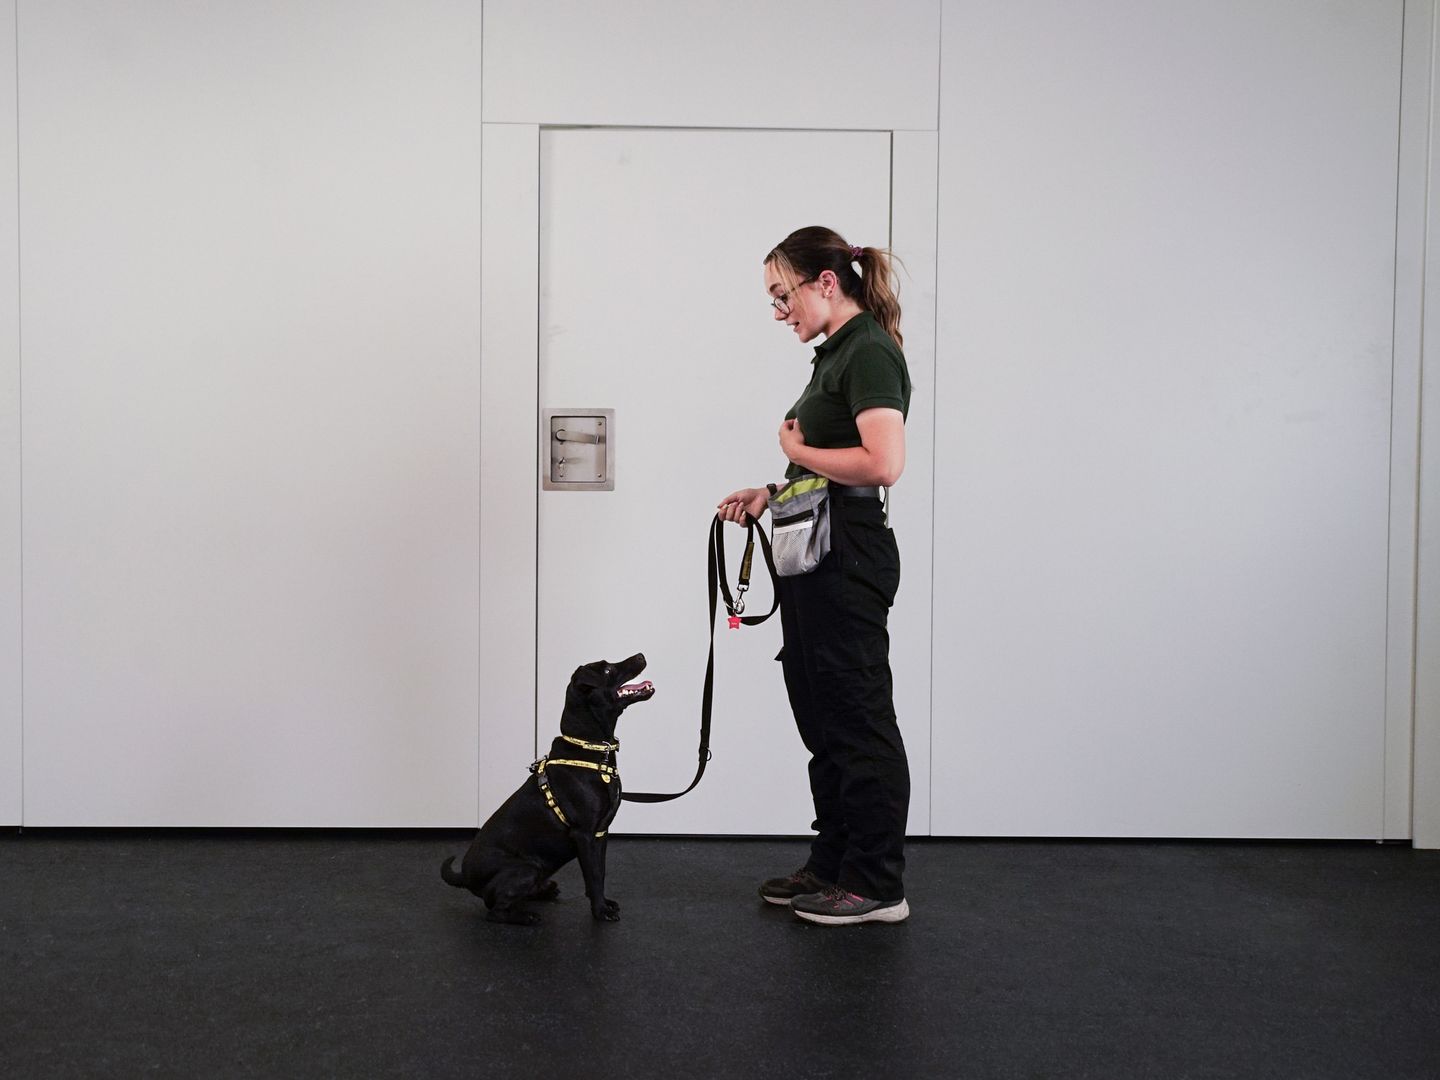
[717,487,769,525]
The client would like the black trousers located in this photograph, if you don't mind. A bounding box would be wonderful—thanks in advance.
[775,493,910,902]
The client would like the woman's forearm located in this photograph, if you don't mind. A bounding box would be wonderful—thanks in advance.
[787,444,901,487]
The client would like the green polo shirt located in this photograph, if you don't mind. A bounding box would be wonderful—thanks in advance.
[783,310,911,480]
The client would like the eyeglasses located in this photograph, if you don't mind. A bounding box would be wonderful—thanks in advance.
[769,278,813,316]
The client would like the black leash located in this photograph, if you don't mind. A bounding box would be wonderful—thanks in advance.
[622,512,779,803]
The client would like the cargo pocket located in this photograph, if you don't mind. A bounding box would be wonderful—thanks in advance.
[813,633,890,674]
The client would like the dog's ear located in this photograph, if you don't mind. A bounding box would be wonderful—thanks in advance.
[571,661,612,692]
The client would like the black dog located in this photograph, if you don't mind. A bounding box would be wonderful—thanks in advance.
[441,654,654,924]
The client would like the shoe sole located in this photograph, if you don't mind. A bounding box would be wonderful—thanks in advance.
[793,898,910,926]
[759,886,832,907]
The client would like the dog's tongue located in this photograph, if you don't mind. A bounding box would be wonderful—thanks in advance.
[619,681,653,695]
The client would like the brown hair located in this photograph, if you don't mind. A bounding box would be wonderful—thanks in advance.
[765,226,904,347]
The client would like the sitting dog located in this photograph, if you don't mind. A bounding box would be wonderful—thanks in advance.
[441,653,654,924]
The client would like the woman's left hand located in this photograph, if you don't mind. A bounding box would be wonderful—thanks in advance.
[778,418,807,463]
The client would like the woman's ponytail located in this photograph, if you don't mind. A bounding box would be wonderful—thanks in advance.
[853,246,904,349]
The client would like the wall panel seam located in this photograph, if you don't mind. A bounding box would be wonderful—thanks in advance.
[12,0,21,827]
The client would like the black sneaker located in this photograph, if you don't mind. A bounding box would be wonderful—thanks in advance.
[791,886,910,925]
[758,867,833,906]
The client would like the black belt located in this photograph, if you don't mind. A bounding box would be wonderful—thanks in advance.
[831,485,882,498]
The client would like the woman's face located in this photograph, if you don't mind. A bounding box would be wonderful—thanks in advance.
[764,262,824,343]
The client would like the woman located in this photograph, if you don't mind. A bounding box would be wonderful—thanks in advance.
[717,225,912,926]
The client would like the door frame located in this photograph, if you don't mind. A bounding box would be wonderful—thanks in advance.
[478,123,940,830]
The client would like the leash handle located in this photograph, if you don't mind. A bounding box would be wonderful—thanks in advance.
[621,512,779,804]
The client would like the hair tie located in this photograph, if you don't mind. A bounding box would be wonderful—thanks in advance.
[849,245,863,260]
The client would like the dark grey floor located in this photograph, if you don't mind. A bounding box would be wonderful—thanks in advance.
[2,832,1438,1079]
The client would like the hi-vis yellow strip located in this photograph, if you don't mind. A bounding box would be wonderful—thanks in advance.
[540,781,570,826]
[562,735,619,753]
[772,475,829,505]
[546,759,616,783]
[535,756,619,837]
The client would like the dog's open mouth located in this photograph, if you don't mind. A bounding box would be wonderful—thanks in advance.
[617,681,655,703]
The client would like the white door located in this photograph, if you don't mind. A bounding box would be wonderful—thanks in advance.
[537,127,897,834]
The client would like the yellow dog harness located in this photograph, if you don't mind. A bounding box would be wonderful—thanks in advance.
[530,735,620,838]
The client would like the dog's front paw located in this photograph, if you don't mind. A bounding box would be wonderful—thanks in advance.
[532,880,560,902]
[592,900,621,922]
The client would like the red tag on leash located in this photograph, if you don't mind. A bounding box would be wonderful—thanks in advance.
[728,615,741,630]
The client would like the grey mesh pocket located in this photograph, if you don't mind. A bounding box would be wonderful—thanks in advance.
[768,475,831,577]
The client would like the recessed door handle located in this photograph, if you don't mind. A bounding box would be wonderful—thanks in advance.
[553,429,601,445]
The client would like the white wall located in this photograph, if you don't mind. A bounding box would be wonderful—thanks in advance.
[478,123,540,824]
[1388,0,1432,840]
[18,0,483,826]
[0,0,19,825]
[933,0,1404,837]
[482,0,940,129]
[1415,1,1440,850]
[3,0,1427,839]
[890,131,940,835]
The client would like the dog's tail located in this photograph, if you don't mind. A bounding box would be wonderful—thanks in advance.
[440,856,466,888]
